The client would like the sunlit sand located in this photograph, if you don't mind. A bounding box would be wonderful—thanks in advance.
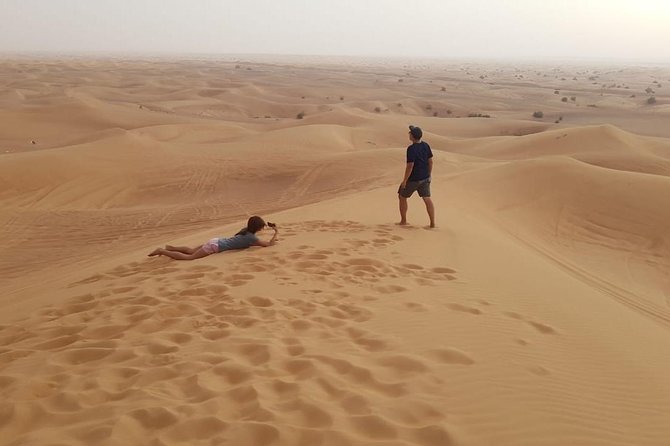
[1,56,669,445]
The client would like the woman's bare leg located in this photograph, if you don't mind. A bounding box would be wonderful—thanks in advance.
[165,245,202,255]
[155,247,211,261]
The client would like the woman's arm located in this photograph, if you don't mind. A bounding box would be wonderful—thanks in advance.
[254,227,278,247]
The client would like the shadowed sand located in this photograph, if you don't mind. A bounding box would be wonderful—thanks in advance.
[1,57,670,446]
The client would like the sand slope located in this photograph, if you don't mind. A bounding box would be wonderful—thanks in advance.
[1,58,670,445]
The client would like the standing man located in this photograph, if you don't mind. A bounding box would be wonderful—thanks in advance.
[398,125,435,228]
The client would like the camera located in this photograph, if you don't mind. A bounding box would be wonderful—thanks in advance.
[267,222,276,228]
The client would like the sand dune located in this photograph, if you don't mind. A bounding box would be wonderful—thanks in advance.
[1,57,670,445]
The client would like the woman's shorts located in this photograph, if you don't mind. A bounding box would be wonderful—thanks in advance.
[398,177,431,198]
[201,238,220,254]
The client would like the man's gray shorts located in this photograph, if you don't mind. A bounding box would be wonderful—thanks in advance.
[398,177,431,198]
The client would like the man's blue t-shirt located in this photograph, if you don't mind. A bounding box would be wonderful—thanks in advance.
[407,142,433,181]
[217,232,259,252]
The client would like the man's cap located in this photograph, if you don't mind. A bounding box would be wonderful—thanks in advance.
[409,125,423,139]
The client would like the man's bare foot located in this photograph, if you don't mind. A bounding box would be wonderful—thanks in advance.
[396,221,409,226]
[424,225,438,230]
[148,248,162,257]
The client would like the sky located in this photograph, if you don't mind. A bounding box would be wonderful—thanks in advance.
[1,0,669,62]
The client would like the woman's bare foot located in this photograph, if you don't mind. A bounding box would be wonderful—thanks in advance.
[148,248,162,257]
[396,221,409,226]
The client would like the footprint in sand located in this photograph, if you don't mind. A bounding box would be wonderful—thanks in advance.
[175,272,205,280]
[375,285,407,294]
[127,407,179,429]
[426,348,475,365]
[403,302,428,312]
[201,327,231,341]
[56,347,116,365]
[186,265,218,273]
[446,303,483,315]
[284,358,317,379]
[503,311,557,335]
[347,327,389,352]
[246,296,273,307]
[225,273,255,287]
[527,321,557,335]
[281,337,306,356]
[528,365,551,376]
[68,273,107,287]
[212,363,252,385]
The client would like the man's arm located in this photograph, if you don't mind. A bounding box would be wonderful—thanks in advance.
[401,162,414,187]
[428,158,433,177]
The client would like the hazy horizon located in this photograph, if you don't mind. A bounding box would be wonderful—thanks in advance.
[1,0,669,63]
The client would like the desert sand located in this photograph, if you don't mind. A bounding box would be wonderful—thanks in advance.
[1,56,669,445]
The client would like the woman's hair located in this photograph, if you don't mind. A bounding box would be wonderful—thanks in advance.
[235,216,266,236]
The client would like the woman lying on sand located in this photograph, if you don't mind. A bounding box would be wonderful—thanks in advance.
[148,216,278,260]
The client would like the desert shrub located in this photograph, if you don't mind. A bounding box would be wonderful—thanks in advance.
[630,94,636,98]
[397,103,402,107]
[433,112,438,117]
[446,109,452,115]
[296,111,305,119]
[340,96,344,101]
[468,113,491,118]
[555,119,560,124]
[398,79,403,82]
[561,97,568,102]
[554,90,560,94]
[570,96,576,101]
[645,87,655,94]
[532,111,544,118]
[441,86,446,92]
[374,106,381,113]
[235,64,241,69]
[425,104,432,110]
[647,96,657,104]
[587,104,597,108]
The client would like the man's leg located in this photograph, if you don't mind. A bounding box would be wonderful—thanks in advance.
[422,197,436,228]
[398,195,409,225]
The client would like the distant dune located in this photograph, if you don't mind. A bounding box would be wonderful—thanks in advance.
[1,57,669,446]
